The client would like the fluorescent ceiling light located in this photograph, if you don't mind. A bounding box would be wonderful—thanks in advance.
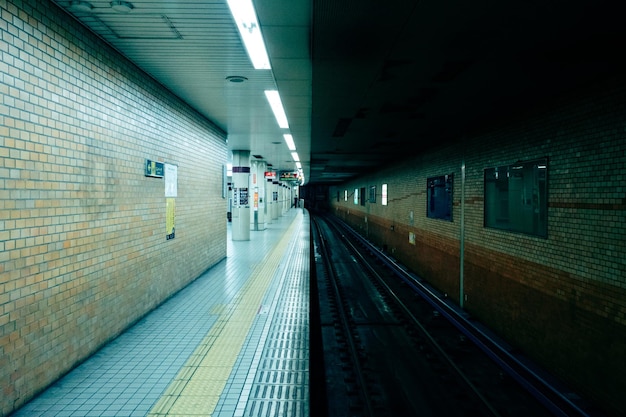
[265,90,289,129]
[291,152,300,162]
[227,0,271,69]
[283,134,296,151]
[296,162,302,169]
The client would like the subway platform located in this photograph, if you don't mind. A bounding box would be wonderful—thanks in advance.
[12,209,310,417]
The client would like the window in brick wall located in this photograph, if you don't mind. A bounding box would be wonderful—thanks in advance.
[369,185,376,203]
[382,184,388,205]
[427,174,453,221]
[484,158,548,238]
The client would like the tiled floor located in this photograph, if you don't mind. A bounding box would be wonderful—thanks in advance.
[12,209,309,417]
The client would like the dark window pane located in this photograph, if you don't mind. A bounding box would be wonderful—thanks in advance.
[369,185,376,203]
[427,174,453,221]
[484,159,547,237]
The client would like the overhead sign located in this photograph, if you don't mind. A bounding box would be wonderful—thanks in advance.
[279,172,299,181]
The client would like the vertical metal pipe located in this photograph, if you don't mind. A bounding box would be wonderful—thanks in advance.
[460,160,466,308]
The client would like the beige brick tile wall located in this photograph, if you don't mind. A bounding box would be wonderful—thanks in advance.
[1,0,228,414]
[330,78,626,416]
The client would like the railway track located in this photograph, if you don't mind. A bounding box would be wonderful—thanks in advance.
[310,212,598,417]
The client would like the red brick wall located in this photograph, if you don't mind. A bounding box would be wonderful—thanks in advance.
[330,78,626,416]
[0,1,227,414]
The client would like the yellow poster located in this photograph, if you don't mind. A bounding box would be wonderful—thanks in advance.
[166,198,175,240]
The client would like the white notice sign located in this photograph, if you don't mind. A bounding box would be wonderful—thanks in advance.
[165,163,178,197]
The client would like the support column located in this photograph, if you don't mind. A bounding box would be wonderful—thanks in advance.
[280,184,286,214]
[250,160,266,231]
[282,184,288,214]
[231,150,250,241]
[265,175,273,224]
[272,180,279,220]
[292,184,299,209]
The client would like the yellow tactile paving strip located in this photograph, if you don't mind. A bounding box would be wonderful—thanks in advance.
[148,212,302,417]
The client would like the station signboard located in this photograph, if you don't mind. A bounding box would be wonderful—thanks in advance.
[279,172,299,181]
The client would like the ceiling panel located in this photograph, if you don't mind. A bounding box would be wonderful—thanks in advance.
[52,0,311,181]
[51,0,626,185]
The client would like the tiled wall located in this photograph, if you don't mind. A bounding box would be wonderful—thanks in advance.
[329,78,626,416]
[0,1,227,414]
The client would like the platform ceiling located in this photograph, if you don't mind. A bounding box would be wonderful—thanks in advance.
[52,0,626,184]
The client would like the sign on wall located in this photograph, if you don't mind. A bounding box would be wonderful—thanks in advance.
[164,164,177,240]
[166,198,175,240]
[239,188,249,206]
[165,163,178,197]
[145,159,164,178]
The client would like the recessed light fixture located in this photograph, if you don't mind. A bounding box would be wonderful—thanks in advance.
[70,1,93,12]
[110,1,133,13]
[226,0,271,69]
[283,134,296,151]
[264,90,288,129]
[225,75,248,83]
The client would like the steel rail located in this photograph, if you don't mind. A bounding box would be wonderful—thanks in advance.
[333,216,591,417]
[330,219,503,417]
[312,217,376,417]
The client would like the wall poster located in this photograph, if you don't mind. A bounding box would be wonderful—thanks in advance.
[166,198,175,240]
[165,163,178,197]
[239,187,249,206]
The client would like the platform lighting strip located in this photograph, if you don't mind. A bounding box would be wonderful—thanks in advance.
[265,91,304,181]
[285,134,302,176]
[265,90,289,129]
[283,134,296,151]
[226,0,271,69]
[225,1,302,178]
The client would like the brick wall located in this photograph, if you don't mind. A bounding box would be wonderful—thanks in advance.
[0,1,227,414]
[329,78,626,416]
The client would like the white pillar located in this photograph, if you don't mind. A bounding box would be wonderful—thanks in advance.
[231,150,250,241]
[272,180,279,220]
[265,176,272,224]
[250,160,266,231]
